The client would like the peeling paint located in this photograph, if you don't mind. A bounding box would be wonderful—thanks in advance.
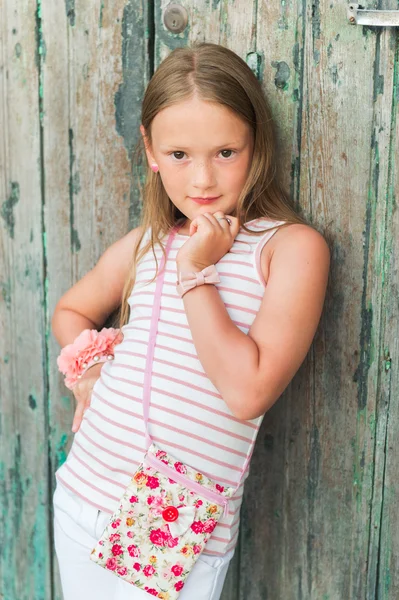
[329,64,338,85]
[65,0,76,26]
[312,0,321,39]
[246,52,263,81]
[56,434,69,469]
[271,60,290,91]
[1,279,11,309]
[114,1,146,158]
[68,129,81,252]
[31,486,50,597]
[29,394,37,410]
[99,0,104,28]
[1,182,19,238]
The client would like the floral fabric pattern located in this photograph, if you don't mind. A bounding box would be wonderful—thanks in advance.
[90,443,234,598]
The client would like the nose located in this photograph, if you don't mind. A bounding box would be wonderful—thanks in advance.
[191,159,216,191]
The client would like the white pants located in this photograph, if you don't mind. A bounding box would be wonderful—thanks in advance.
[53,480,235,600]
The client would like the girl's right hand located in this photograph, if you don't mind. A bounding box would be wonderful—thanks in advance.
[71,362,103,432]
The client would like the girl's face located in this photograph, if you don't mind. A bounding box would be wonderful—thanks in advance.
[140,95,254,229]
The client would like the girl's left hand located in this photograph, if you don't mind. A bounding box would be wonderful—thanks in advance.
[176,211,240,271]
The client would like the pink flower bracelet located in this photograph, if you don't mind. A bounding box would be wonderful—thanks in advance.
[57,327,123,390]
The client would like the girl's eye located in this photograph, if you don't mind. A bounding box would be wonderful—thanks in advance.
[171,151,185,160]
[220,149,234,158]
[169,150,235,160]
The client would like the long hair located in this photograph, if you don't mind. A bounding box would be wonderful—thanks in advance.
[118,42,309,327]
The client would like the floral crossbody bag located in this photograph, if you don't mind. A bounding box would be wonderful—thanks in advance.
[90,225,251,598]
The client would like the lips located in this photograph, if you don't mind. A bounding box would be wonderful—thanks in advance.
[190,196,221,205]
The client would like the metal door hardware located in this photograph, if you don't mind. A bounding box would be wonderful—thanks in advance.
[348,4,399,26]
[163,3,189,33]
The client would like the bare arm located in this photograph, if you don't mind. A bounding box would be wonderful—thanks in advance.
[51,226,143,347]
[178,224,331,421]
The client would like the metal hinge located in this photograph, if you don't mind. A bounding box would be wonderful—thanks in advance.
[348,4,399,26]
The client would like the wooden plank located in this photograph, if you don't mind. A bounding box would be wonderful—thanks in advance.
[375,25,399,599]
[40,0,150,597]
[363,24,398,600]
[0,2,51,599]
[237,2,308,598]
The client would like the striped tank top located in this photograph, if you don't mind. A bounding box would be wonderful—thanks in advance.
[55,216,285,556]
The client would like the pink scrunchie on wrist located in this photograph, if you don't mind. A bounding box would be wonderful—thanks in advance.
[57,327,122,390]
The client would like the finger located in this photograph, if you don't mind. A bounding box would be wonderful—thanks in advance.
[72,401,85,433]
[202,212,221,228]
[190,214,215,235]
[211,212,230,232]
[210,211,237,234]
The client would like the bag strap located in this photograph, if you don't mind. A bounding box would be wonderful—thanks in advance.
[142,225,253,497]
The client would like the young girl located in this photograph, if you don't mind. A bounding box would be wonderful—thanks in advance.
[51,42,330,600]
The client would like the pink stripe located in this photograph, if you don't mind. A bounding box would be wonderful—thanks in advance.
[217,515,240,529]
[213,285,262,300]
[149,437,243,473]
[99,377,142,403]
[149,419,247,458]
[218,259,252,267]
[95,384,253,443]
[158,318,189,330]
[151,386,259,430]
[224,303,257,315]
[73,439,133,478]
[89,406,144,436]
[160,305,186,314]
[63,463,121,502]
[204,537,238,556]
[156,341,198,359]
[127,326,193,345]
[129,316,152,323]
[152,356,207,379]
[117,349,147,361]
[70,449,127,490]
[79,429,144,465]
[128,303,155,311]
[55,474,113,514]
[211,530,238,544]
[84,417,145,449]
[151,368,222,398]
[92,392,247,457]
[218,271,259,284]
[130,290,153,297]
[92,388,141,415]
[159,316,249,332]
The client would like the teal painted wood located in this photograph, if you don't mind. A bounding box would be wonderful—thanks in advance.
[40,0,150,599]
[0,1,52,599]
[1,0,398,599]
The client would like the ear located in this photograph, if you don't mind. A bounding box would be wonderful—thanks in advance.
[140,124,156,165]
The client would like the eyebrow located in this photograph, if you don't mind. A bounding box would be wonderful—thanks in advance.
[159,142,242,151]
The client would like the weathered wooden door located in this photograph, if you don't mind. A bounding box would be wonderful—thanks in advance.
[1,1,398,598]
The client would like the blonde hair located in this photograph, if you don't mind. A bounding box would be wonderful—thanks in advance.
[118,42,309,327]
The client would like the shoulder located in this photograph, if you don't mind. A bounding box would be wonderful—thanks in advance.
[99,225,145,275]
[260,222,330,286]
